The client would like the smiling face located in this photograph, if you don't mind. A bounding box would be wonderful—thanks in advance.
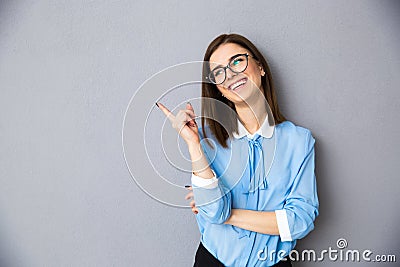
[209,43,265,104]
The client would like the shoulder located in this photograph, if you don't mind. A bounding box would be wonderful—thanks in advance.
[276,120,315,150]
[197,125,220,151]
[276,120,312,136]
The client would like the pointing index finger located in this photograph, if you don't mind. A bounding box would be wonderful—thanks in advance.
[156,102,175,121]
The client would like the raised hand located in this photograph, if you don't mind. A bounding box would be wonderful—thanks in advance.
[157,102,200,147]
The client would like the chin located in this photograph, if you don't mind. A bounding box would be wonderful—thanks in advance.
[229,93,251,104]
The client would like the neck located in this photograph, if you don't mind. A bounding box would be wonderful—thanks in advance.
[235,92,268,135]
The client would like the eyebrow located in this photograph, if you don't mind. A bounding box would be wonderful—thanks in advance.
[210,52,248,71]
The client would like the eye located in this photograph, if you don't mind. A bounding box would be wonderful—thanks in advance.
[232,58,242,66]
[213,68,224,77]
[231,56,245,67]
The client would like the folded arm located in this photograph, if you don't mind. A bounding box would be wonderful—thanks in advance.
[224,209,280,235]
[224,131,319,242]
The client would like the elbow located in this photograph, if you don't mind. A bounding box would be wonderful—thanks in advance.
[213,204,231,224]
[284,203,319,241]
[293,219,315,240]
[198,198,232,224]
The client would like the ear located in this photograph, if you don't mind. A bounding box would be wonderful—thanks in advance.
[259,65,265,76]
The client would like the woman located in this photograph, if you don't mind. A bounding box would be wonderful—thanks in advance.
[157,34,319,267]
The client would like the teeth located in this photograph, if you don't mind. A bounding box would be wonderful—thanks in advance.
[231,79,246,90]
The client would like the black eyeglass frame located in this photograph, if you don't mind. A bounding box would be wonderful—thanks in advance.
[205,53,253,85]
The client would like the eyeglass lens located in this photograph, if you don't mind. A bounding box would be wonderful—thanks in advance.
[209,54,248,84]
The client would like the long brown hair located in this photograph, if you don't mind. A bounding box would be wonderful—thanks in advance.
[201,33,286,148]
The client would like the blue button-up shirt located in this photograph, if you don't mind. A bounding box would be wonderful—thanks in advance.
[191,120,319,266]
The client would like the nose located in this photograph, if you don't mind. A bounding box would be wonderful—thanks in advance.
[225,68,237,80]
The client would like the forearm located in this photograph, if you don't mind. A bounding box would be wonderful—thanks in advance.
[224,209,280,235]
[188,143,214,179]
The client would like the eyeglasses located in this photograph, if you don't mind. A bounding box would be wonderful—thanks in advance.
[206,53,252,85]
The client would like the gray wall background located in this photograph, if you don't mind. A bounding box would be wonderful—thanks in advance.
[1,0,399,266]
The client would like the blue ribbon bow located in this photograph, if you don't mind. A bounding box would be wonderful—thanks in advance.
[238,133,268,239]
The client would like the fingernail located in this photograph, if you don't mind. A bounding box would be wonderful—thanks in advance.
[155,102,159,108]
[194,211,198,214]
[184,185,191,188]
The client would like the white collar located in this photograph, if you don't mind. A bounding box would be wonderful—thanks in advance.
[232,115,274,139]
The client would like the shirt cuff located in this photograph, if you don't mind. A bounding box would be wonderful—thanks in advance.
[191,169,218,189]
[275,209,292,242]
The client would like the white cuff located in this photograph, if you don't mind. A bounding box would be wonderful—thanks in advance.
[275,210,292,242]
[191,170,218,189]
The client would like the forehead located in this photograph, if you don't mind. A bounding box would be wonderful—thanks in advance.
[209,43,249,67]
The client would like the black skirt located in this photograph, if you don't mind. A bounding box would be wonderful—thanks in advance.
[193,242,292,267]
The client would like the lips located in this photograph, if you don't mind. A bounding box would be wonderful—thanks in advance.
[228,78,248,91]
